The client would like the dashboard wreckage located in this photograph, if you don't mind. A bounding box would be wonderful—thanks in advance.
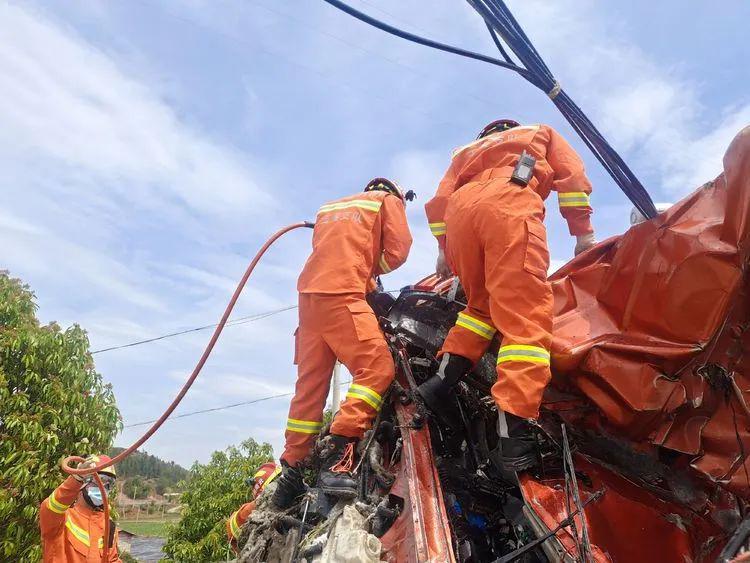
[235,127,750,562]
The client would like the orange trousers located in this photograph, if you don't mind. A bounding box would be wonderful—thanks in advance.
[441,180,553,419]
[281,293,395,465]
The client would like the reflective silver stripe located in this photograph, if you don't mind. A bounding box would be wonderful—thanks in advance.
[286,418,323,434]
[558,192,590,208]
[346,384,383,410]
[318,199,382,214]
[497,344,550,366]
[429,222,447,236]
[455,312,496,340]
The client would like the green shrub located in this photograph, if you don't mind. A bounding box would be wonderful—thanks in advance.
[162,438,273,562]
[0,272,121,561]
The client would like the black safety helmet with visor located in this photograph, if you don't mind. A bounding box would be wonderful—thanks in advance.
[477,119,521,139]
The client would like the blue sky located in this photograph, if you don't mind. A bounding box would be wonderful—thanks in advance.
[2,0,748,468]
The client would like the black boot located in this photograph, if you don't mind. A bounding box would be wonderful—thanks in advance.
[416,353,472,413]
[271,461,306,509]
[493,411,539,476]
[317,434,358,498]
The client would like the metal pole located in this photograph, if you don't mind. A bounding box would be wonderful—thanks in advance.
[332,361,342,413]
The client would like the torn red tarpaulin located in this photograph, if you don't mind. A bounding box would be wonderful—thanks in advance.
[549,126,750,499]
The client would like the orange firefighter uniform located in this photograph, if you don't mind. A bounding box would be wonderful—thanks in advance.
[40,461,120,562]
[281,189,412,465]
[226,462,280,550]
[425,124,593,419]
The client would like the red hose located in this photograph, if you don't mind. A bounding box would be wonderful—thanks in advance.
[61,221,313,562]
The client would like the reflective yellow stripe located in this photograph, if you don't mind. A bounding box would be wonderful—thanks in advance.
[229,510,242,539]
[318,199,383,214]
[429,222,447,236]
[455,312,496,340]
[266,465,281,485]
[379,253,392,273]
[497,344,550,366]
[286,418,323,434]
[346,383,383,411]
[65,517,90,546]
[47,491,70,514]
[558,192,590,208]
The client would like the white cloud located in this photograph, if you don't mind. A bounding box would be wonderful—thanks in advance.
[0,3,272,219]
[5,0,747,469]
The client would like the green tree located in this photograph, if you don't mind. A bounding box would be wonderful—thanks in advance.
[123,475,151,500]
[163,438,273,562]
[0,272,121,561]
[109,447,188,485]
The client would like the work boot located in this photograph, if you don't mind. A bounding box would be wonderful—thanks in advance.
[416,353,472,413]
[271,461,306,510]
[317,434,358,498]
[493,410,539,477]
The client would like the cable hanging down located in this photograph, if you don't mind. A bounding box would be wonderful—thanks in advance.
[320,0,657,219]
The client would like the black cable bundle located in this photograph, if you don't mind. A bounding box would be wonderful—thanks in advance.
[321,0,657,219]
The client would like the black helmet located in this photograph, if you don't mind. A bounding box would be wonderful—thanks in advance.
[364,178,415,202]
[477,119,521,139]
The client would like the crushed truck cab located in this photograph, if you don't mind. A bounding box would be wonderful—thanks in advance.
[236,127,750,562]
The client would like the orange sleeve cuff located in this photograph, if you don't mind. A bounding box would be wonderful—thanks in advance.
[54,476,84,507]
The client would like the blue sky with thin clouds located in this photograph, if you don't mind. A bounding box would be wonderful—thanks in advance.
[1,0,748,467]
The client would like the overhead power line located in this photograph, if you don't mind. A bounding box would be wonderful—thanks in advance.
[92,290,403,355]
[91,305,297,354]
[122,380,352,428]
[122,391,292,428]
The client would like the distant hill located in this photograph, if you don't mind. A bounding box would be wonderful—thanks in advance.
[110,447,189,491]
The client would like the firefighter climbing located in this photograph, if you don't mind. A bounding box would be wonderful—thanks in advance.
[226,461,280,552]
[417,119,596,473]
[272,178,413,507]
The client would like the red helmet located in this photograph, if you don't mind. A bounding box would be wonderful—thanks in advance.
[88,454,117,478]
[477,119,521,139]
[364,178,415,202]
[252,462,280,498]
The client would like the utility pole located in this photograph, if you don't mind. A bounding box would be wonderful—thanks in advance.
[331,361,342,413]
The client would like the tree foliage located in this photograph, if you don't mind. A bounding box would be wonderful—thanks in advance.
[0,272,121,561]
[163,438,273,562]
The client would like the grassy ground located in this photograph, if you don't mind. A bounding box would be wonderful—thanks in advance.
[119,519,176,537]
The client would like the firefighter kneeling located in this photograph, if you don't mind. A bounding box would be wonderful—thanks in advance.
[273,178,412,508]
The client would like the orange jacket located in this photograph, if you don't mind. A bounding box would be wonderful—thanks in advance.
[297,190,412,294]
[425,124,594,243]
[226,500,255,550]
[40,476,121,563]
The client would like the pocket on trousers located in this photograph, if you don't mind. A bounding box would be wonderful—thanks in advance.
[346,301,381,342]
[293,327,300,365]
[523,219,550,279]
